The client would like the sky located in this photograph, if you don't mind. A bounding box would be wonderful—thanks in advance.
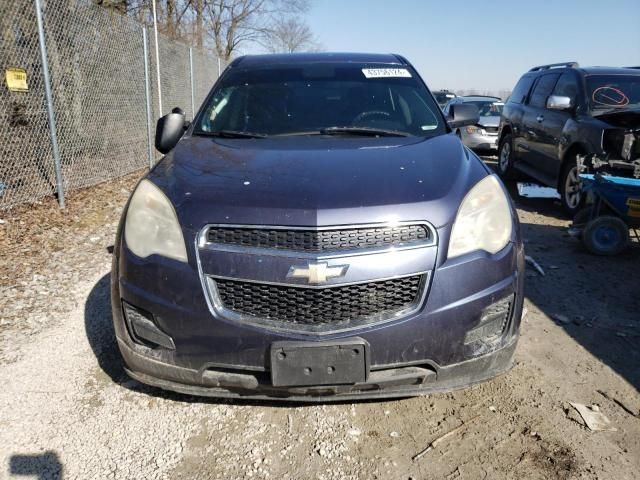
[299,0,640,92]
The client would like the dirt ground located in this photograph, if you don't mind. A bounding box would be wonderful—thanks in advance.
[0,159,639,480]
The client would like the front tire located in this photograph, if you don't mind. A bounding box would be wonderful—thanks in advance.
[497,134,515,178]
[559,159,583,215]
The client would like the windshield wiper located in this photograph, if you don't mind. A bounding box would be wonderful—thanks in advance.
[319,126,410,137]
[196,129,268,139]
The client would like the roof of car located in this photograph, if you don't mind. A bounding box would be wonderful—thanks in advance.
[231,52,407,67]
[526,65,640,77]
[577,66,640,75]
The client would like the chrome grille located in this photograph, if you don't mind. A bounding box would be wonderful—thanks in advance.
[212,275,425,331]
[206,224,430,252]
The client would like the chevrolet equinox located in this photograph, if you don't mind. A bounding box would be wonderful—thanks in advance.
[111,53,524,401]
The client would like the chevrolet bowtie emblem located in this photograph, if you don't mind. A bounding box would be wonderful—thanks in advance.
[287,262,349,284]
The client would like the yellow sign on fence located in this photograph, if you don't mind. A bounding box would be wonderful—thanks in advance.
[5,67,28,92]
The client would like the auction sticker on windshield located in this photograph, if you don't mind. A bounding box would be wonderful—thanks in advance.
[362,68,412,78]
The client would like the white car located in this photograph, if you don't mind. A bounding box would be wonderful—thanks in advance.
[444,96,504,151]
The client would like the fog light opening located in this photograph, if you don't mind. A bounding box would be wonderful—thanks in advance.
[464,295,514,345]
[122,301,175,350]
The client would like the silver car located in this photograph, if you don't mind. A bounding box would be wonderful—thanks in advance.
[444,96,504,151]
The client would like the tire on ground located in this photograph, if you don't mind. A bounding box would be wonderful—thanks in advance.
[559,157,584,215]
[497,133,515,179]
[582,215,629,256]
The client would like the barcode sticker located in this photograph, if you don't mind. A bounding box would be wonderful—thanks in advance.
[362,68,412,79]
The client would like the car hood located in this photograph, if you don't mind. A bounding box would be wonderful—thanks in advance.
[148,133,489,231]
[592,107,640,129]
[477,116,500,128]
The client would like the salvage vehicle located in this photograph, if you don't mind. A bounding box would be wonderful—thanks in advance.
[444,96,503,151]
[497,62,640,213]
[111,53,525,401]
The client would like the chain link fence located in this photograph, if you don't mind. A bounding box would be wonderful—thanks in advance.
[0,0,226,209]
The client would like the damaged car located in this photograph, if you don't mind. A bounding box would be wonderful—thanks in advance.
[497,63,640,213]
[111,53,524,401]
[444,96,504,152]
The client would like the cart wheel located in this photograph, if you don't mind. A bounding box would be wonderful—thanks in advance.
[582,216,630,256]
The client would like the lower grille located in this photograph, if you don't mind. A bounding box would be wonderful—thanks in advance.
[484,126,499,134]
[212,275,425,332]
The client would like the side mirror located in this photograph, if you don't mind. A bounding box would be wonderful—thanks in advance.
[155,109,186,154]
[546,95,573,111]
[448,104,479,129]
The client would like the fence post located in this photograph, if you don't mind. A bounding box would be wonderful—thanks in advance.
[151,0,163,115]
[34,0,65,208]
[142,28,154,169]
[189,47,195,118]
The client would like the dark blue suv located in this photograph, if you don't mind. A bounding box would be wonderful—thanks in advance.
[112,53,524,401]
[497,62,640,213]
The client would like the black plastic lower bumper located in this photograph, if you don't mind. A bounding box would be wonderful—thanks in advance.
[118,336,518,402]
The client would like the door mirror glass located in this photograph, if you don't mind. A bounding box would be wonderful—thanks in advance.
[155,109,186,154]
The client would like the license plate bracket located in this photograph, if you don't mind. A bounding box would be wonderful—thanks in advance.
[270,339,369,387]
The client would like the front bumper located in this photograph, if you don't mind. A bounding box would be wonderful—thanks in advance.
[461,131,499,150]
[112,226,525,400]
[119,335,518,402]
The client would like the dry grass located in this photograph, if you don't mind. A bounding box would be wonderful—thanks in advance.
[0,170,144,288]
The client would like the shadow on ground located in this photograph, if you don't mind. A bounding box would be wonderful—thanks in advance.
[84,274,127,385]
[10,451,63,480]
[519,218,640,391]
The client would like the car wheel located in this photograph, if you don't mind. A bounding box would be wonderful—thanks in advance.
[497,134,514,178]
[559,160,583,215]
[582,215,629,256]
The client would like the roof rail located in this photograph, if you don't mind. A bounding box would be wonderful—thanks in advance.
[461,95,501,100]
[528,62,579,72]
[624,66,640,69]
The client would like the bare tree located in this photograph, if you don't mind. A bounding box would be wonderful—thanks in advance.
[262,16,320,53]
[95,0,317,60]
[203,0,310,60]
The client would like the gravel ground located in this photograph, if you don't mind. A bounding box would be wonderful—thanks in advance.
[1,161,639,480]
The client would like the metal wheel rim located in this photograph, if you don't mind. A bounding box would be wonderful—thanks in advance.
[564,166,581,209]
[499,142,510,172]
[593,224,622,252]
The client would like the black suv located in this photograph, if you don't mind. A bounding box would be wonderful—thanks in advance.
[497,62,640,213]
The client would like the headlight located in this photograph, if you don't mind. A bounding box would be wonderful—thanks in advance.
[124,179,188,262]
[448,175,512,259]
[465,125,480,134]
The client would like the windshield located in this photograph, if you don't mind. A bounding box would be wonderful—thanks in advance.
[586,74,640,111]
[463,100,504,117]
[195,63,445,137]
